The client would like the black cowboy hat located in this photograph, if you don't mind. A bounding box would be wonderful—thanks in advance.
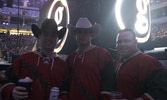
[31,18,66,39]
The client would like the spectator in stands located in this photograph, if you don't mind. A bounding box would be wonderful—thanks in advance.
[0,18,68,100]
[0,32,36,61]
[114,28,167,100]
[151,22,167,40]
[66,17,115,100]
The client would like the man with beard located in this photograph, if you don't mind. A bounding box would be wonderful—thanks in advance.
[0,19,68,100]
[114,28,167,100]
[66,17,116,100]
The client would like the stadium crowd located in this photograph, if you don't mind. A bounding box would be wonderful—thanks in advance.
[151,22,167,40]
[0,32,36,62]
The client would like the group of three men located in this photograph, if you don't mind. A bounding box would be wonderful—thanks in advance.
[0,17,167,100]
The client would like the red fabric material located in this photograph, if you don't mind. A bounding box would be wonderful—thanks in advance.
[67,46,113,100]
[115,53,164,100]
[1,52,68,100]
[100,94,112,100]
[1,84,15,100]
[60,93,68,100]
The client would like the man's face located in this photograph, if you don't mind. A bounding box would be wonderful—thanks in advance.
[39,32,59,51]
[75,29,92,46]
[116,31,137,58]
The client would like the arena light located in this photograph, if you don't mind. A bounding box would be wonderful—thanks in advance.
[10,29,32,35]
[144,47,167,53]
[135,14,148,34]
[136,0,147,14]
[115,0,125,30]
[47,0,70,53]
[135,0,151,43]
[54,7,64,25]
[0,29,7,33]
[61,0,68,6]
[115,0,151,43]
[154,47,167,51]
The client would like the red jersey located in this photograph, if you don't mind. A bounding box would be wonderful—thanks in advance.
[115,50,167,100]
[1,51,68,100]
[67,46,115,100]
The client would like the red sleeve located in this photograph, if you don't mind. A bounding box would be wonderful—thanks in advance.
[60,59,69,93]
[1,54,25,100]
[57,57,69,100]
[98,47,116,98]
[100,93,112,100]
[1,83,16,100]
[138,54,165,81]
[139,54,166,100]
[60,92,68,100]
[11,55,23,75]
[98,48,113,70]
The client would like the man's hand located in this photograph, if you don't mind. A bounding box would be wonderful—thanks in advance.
[12,86,28,100]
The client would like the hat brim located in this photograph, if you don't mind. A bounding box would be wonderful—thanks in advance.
[31,24,66,39]
[31,24,41,38]
[68,23,101,38]
[57,27,66,39]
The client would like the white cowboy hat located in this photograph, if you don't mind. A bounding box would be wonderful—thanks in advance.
[67,17,101,38]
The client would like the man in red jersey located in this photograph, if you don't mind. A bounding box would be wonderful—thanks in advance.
[66,17,116,100]
[114,28,167,100]
[0,18,68,100]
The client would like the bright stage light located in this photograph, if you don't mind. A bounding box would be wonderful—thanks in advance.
[135,14,148,34]
[47,0,70,53]
[54,7,64,25]
[115,0,151,43]
[115,0,125,30]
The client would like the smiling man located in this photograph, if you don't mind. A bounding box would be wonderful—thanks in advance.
[0,19,68,100]
[116,29,137,60]
[114,28,167,100]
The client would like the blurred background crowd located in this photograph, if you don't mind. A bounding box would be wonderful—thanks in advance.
[0,32,35,62]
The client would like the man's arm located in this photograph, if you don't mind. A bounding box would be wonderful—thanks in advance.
[140,69,167,100]
[0,67,19,100]
[100,61,116,100]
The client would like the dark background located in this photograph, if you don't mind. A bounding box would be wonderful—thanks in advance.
[39,0,167,55]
